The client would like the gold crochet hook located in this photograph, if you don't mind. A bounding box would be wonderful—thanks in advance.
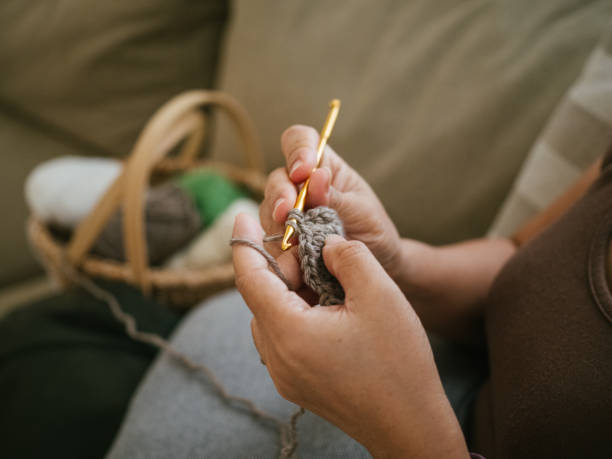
[281,99,341,251]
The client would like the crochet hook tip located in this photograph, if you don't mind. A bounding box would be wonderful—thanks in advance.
[281,225,295,251]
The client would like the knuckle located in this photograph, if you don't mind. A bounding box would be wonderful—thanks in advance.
[281,124,315,144]
[281,125,317,159]
[337,240,368,264]
[263,180,274,200]
[234,270,255,293]
[301,124,318,136]
[270,167,287,179]
[327,187,344,212]
[289,145,312,164]
[299,124,319,140]
[280,125,300,145]
[259,212,274,235]
[267,167,287,183]
[264,168,288,198]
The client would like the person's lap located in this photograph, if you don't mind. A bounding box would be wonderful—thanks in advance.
[107,290,486,458]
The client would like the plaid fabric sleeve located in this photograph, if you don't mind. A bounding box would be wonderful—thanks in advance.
[488,22,612,238]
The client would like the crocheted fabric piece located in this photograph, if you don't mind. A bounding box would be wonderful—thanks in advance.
[287,207,345,306]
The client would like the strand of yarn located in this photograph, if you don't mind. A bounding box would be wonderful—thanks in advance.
[231,206,345,306]
[229,237,292,289]
[53,206,345,458]
[56,259,302,459]
[227,206,346,455]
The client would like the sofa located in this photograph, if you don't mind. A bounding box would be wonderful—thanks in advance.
[1,0,611,456]
[2,0,611,300]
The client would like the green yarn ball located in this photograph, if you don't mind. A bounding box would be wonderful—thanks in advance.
[175,170,247,227]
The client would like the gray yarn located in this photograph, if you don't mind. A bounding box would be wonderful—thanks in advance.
[286,207,345,306]
[229,238,293,289]
[231,206,345,306]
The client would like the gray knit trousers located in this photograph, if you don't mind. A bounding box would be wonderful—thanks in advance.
[106,290,486,458]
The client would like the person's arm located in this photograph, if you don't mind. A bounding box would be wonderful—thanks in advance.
[389,157,603,344]
[390,237,516,345]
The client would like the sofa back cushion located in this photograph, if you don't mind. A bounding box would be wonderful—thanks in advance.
[0,0,228,155]
[0,1,228,287]
[212,0,612,243]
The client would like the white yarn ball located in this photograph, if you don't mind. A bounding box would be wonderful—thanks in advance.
[25,156,122,228]
[166,198,260,270]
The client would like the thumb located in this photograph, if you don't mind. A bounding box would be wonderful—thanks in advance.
[322,235,396,309]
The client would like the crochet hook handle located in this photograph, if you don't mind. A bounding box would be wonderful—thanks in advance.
[281,99,341,251]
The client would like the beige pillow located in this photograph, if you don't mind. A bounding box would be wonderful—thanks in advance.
[489,23,612,237]
[213,0,612,244]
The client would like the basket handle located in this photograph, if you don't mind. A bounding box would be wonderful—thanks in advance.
[66,108,206,266]
[67,90,263,293]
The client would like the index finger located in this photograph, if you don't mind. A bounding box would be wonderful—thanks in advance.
[280,125,348,183]
[232,213,308,320]
[280,125,319,183]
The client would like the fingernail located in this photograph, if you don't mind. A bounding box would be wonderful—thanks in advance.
[325,234,344,246]
[289,160,302,180]
[272,198,284,221]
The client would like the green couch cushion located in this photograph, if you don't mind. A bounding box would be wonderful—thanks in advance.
[0,280,180,459]
[212,0,612,244]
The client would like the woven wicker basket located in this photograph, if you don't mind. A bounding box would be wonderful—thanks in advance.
[28,90,266,308]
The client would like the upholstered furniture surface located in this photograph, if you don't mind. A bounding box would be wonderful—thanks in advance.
[0,0,228,287]
[213,0,612,243]
[1,2,612,458]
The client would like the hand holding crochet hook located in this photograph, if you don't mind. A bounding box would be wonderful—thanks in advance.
[232,100,471,457]
[252,100,514,341]
[256,102,402,300]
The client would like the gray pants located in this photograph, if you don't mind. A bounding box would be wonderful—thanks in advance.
[107,290,486,458]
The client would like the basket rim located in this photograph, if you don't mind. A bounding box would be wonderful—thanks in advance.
[29,216,236,288]
[27,158,266,294]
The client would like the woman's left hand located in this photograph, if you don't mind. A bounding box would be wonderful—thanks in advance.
[232,213,469,459]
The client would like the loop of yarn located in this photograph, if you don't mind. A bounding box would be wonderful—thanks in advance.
[230,207,344,306]
[286,207,345,306]
[230,206,345,306]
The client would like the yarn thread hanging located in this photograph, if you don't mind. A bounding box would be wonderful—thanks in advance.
[54,260,303,459]
[231,206,345,306]
[54,206,346,459]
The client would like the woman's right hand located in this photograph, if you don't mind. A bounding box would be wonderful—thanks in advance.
[260,125,401,287]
